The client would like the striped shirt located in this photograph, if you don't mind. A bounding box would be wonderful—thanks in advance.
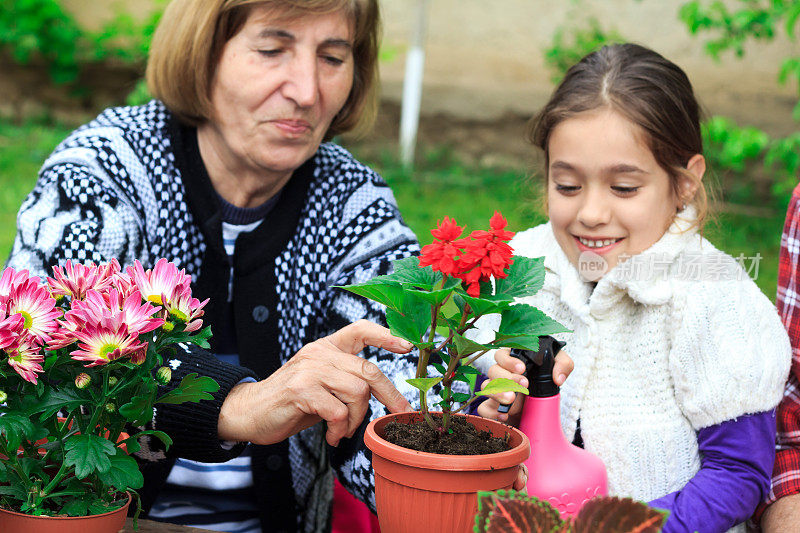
[149,193,281,532]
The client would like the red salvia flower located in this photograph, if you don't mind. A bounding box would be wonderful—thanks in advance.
[453,212,515,296]
[419,217,465,276]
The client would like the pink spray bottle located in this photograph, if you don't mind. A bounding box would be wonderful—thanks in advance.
[511,338,607,517]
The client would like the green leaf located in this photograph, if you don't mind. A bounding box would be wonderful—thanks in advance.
[101,449,144,491]
[432,362,447,375]
[452,333,493,356]
[391,256,421,273]
[65,434,115,479]
[0,414,34,452]
[119,384,157,425]
[407,286,455,307]
[456,364,480,376]
[498,304,570,339]
[455,292,509,318]
[0,484,26,501]
[88,498,126,515]
[452,374,472,385]
[120,430,173,454]
[475,378,529,396]
[451,392,471,403]
[33,389,86,421]
[156,373,220,405]
[494,256,546,299]
[191,325,213,349]
[60,497,90,517]
[385,296,431,345]
[335,281,407,313]
[390,257,441,290]
[493,335,542,352]
[43,352,58,371]
[406,377,442,394]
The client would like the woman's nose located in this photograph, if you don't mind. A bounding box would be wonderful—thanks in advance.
[282,53,319,108]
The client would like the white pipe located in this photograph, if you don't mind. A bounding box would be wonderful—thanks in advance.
[399,0,430,169]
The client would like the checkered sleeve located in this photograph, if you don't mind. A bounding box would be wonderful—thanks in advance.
[755,182,800,523]
[7,160,143,277]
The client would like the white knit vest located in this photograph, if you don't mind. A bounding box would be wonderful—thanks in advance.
[474,211,790,530]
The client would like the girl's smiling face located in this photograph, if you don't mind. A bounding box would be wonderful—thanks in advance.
[546,107,703,275]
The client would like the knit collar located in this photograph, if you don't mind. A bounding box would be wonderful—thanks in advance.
[540,207,701,315]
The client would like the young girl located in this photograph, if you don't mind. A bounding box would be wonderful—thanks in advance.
[475,43,791,532]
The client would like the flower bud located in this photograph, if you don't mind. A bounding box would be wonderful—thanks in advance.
[162,321,175,332]
[75,373,91,389]
[107,376,118,387]
[0,390,7,403]
[155,366,172,385]
[104,402,116,413]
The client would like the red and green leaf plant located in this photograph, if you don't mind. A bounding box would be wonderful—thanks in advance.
[338,212,568,431]
[0,259,217,520]
[474,490,668,533]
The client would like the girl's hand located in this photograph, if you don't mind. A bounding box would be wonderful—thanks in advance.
[477,348,574,426]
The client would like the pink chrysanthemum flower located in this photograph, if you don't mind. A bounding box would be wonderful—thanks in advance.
[7,280,60,344]
[75,289,163,335]
[6,335,44,384]
[48,312,80,350]
[127,259,191,307]
[47,260,120,301]
[163,288,208,333]
[0,313,25,351]
[0,267,38,299]
[70,322,147,367]
[110,271,137,299]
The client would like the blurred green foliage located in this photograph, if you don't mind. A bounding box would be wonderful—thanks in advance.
[679,0,800,208]
[0,0,83,84]
[0,0,165,92]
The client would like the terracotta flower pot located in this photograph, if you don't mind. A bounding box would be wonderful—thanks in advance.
[364,412,530,533]
[0,492,130,533]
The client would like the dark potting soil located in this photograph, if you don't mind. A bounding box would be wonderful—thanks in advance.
[382,416,511,455]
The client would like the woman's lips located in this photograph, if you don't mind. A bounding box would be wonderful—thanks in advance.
[574,236,623,254]
[272,119,312,135]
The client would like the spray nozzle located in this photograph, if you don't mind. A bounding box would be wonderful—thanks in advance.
[511,336,566,398]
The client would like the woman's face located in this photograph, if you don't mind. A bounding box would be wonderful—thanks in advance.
[206,6,355,180]
[546,108,698,278]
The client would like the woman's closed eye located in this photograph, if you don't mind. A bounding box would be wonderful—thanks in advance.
[321,54,345,66]
[258,49,283,58]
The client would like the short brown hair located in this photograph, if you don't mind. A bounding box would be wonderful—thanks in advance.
[529,43,710,229]
[146,0,380,138]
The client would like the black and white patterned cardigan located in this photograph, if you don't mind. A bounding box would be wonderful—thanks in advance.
[7,100,421,533]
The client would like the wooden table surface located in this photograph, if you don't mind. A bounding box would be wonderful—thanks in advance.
[122,517,216,532]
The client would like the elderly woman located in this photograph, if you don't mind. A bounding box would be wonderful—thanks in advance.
[7,1,420,531]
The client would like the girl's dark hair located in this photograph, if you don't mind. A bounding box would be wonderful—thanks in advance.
[529,43,709,228]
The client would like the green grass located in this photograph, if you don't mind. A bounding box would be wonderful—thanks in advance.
[0,119,73,259]
[0,118,784,300]
[705,212,783,300]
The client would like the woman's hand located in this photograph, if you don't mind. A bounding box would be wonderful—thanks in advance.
[477,347,574,426]
[217,320,413,446]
